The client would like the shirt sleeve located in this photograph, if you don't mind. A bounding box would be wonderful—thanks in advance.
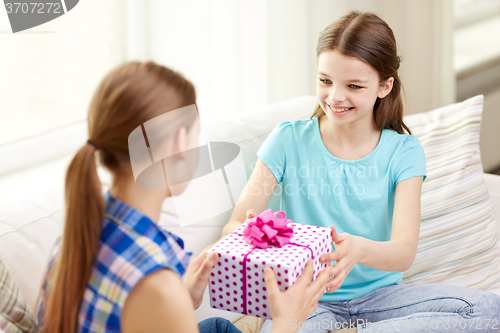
[394,135,427,185]
[256,121,292,184]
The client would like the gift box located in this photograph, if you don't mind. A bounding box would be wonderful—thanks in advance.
[206,209,332,318]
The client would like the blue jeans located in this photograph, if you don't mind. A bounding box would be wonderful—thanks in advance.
[259,283,500,332]
[198,317,242,333]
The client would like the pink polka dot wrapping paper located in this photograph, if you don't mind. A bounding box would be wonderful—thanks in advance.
[206,222,332,319]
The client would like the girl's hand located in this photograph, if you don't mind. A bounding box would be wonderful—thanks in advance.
[183,208,257,310]
[220,209,258,239]
[245,209,257,220]
[264,260,334,330]
[319,226,362,293]
[183,244,219,310]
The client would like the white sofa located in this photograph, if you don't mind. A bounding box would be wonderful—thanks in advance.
[1,95,499,332]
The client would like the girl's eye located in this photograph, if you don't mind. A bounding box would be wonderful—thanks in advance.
[349,84,362,89]
[319,78,332,84]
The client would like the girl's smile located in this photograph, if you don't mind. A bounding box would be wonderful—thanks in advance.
[327,104,355,116]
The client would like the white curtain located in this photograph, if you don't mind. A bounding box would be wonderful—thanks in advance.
[127,0,272,124]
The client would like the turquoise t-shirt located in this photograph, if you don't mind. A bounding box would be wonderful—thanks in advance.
[256,117,427,301]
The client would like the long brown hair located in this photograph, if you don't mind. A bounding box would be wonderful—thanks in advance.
[311,11,411,135]
[41,61,196,333]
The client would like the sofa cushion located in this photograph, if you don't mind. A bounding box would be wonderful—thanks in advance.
[402,95,500,289]
[0,259,37,333]
[0,179,64,313]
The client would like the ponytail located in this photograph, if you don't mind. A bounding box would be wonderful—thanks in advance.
[373,74,411,135]
[41,144,104,333]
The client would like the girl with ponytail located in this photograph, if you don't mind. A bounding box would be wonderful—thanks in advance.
[36,61,334,333]
[222,11,500,333]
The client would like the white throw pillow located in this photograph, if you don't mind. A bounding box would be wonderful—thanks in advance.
[402,95,500,289]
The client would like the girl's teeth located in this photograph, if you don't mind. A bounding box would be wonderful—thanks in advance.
[330,106,351,112]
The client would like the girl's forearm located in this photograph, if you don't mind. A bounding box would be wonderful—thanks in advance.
[221,219,244,238]
[355,236,416,272]
[271,320,296,333]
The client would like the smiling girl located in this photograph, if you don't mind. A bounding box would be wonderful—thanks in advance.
[222,11,500,333]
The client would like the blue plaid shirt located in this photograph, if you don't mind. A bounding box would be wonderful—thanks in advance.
[37,192,192,332]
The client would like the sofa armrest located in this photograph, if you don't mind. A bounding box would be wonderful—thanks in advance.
[484,173,500,234]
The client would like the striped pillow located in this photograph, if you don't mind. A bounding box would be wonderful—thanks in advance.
[0,259,37,333]
[402,95,500,289]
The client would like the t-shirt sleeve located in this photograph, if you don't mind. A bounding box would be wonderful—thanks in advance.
[256,121,292,184]
[394,135,427,184]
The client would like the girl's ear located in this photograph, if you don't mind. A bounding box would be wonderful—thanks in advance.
[378,77,394,99]
[173,126,188,161]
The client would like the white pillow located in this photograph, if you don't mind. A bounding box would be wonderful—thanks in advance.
[402,95,500,289]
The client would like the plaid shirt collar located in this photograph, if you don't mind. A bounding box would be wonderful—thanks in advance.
[103,191,191,276]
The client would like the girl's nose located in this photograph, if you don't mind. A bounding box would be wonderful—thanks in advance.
[329,86,345,104]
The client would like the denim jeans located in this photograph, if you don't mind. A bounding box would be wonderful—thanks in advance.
[198,317,243,333]
[259,283,500,333]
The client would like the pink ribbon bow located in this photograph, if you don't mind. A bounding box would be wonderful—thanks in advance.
[242,209,294,249]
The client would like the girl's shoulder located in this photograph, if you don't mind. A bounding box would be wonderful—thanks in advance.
[121,268,199,333]
[276,118,315,127]
[382,129,421,147]
[382,130,427,182]
[381,129,425,160]
[272,118,317,137]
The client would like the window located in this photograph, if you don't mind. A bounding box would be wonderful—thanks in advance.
[454,0,500,27]
[453,0,500,96]
[453,0,500,172]
[0,0,126,146]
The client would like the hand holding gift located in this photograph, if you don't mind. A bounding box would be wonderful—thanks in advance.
[183,242,220,309]
[207,209,334,319]
[319,225,362,294]
[263,258,334,330]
